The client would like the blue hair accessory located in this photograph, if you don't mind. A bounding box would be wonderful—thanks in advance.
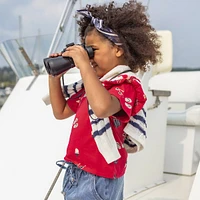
[77,9,122,46]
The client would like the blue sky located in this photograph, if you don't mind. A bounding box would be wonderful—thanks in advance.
[0,0,200,69]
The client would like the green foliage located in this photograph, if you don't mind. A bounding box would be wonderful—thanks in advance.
[0,66,17,88]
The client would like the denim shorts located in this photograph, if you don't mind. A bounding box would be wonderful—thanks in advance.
[58,161,124,200]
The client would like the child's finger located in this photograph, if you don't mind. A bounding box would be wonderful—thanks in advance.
[49,52,62,57]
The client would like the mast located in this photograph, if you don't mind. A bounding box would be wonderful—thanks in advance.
[19,15,23,46]
[46,0,78,56]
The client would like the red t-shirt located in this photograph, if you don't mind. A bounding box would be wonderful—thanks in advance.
[64,76,146,178]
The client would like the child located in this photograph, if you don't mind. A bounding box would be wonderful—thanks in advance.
[48,1,161,199]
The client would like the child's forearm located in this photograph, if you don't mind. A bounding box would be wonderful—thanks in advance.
[48,75,73,119]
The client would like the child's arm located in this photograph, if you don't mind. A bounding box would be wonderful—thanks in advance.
[80,66,121,118]
[63,45,121,118]
[48,74,75,120]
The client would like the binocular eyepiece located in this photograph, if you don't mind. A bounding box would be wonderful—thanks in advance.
[43,43,94,76]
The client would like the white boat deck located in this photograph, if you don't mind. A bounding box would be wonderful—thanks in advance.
[127,173,195,200]
[0,73,199,200]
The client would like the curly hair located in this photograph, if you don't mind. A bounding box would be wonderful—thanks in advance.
[77,0,162,72]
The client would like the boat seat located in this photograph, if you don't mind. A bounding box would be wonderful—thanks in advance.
[165,106,200,176]
[149,71,200,104]
[167,105,200,126]
[140,30,172,93]
[149,71,200,176]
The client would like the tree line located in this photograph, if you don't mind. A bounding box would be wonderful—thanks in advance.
[0,66,17,88]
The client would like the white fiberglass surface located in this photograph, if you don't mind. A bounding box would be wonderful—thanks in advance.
[127,173,195,200]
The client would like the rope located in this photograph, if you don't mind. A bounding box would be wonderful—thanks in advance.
[44,161,65,200]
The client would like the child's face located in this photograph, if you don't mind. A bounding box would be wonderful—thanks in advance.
[85,29,125,78]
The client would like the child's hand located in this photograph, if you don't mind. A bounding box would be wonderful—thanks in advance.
[62,45,91,70]
[48,52,68,78]
[49,71,66,80]
[49,52,62,58]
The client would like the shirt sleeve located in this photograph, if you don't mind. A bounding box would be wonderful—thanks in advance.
[109,83,136,122]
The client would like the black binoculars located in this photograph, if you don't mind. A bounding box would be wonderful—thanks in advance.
[43,43,94,76]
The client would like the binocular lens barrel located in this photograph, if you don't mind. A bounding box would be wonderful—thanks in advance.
[43,57,75,76]
[43,44,94,76]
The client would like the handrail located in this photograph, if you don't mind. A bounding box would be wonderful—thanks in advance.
[47,0,78,56]
[147,90,171,110]
[41,0,79,74]
[19,46,39,76]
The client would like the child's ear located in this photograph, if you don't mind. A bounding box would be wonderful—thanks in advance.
[115,46,124,57]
